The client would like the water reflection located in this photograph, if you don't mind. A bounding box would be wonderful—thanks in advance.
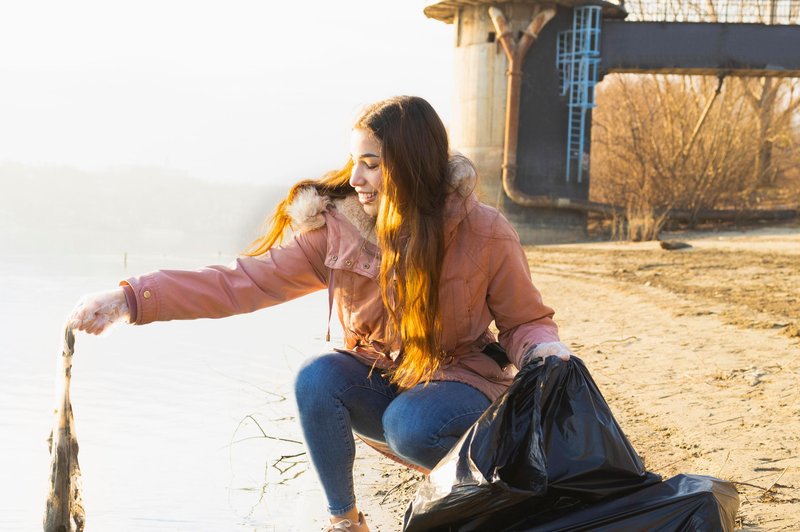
[0,252,339,530]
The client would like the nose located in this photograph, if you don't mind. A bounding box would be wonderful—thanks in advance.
[349,163,366,188]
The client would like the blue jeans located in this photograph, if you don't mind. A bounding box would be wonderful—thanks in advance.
[294,352,491,515]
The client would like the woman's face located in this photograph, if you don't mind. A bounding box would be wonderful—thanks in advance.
[349,128,383,217]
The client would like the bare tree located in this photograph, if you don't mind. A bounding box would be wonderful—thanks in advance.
[590,0,800,240]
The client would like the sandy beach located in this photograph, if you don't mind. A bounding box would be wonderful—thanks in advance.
[3,224,796,530]
[355,224,799,531]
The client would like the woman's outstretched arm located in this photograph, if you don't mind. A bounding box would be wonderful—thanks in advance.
[71,227,329,334]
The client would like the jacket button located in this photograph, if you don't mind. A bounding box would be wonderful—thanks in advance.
[143,290,151,299]
[330,255,338,262]
[345,259,352,267]
[363,263,370,269]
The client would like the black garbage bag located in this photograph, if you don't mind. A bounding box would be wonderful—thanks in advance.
[403,356,661,532]
[509,474,739,531]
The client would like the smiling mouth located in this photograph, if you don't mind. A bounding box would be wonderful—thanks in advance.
[358,191,378,203]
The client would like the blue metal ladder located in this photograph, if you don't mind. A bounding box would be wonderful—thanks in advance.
[557,6,602,183]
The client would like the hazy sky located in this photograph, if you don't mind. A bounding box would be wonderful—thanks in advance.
[0,1,454,186]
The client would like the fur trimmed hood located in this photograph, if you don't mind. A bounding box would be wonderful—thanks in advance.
[287,153,478,239]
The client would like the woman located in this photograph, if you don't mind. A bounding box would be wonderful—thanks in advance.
[70,96,572,532]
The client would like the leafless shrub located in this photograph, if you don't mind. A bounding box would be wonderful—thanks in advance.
[590,0,800,241]
[610,204,673,242]
[591,73,800,238]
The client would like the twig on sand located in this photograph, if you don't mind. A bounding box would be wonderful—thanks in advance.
[597,335,639,345]
[276,468,308,484]
[238,461,270,520]
[757,455,797,465]
[740,469,792,485]
[657,391,683,400]
[231,414,303,446]
[717,450,732,477]
[275,452,306,461]
[731,480,770,491]
[272,452,308,475]
[380,476,420,505]
[708,415,744,426]
[229,434,303,446]
[761,467,789,499]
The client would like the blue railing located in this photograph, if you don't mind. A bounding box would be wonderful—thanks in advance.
[557,5,602,184]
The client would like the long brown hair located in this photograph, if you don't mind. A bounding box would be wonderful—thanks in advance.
[356,96,450,389]
[245,96,451,390]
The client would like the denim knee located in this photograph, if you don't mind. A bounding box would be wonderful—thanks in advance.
[294,353,345,405]
[382,402,444,469]
[381,382,490,469]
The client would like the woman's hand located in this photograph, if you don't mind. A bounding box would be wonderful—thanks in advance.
[522,341,573,367]
[69,288,130,335]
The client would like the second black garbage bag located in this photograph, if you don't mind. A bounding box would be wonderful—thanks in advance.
[403,356,661,532]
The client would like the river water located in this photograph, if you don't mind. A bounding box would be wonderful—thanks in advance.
[0,252,341,531]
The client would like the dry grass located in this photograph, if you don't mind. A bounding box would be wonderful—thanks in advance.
[590,65,800,241]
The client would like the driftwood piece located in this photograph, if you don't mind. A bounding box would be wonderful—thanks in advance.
[659,240,693,250]
[43,327,85,532]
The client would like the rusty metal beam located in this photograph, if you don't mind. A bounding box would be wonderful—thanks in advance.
[601,21,800,78]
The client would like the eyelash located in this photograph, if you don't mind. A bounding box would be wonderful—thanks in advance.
[364,163,378,170]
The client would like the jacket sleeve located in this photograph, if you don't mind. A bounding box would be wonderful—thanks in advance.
[121,228,329,325]
[485,214,560,370]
